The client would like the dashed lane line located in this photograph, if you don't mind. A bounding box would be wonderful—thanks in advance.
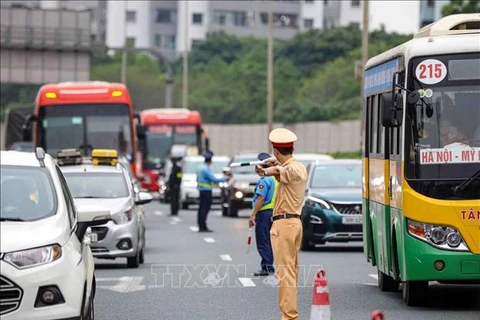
[203,237,216,243]
[238,278,256,287]
[153,211,163,216]
[220,254,232,261]
[190,226,199,232]
[369,274,378,280]
[170,221,178,225]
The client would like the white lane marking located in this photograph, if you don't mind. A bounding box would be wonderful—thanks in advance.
[238,277,256,287]
[170,221,178,225]
[362,282,378,287]
[190,226,199,232]
[96,276,146,292]
[171,217,182,222]
[153,211,163,216]
[214,210,222,216]
[369,274,378,280]
[220,254,232,261]
[204,237,215,243]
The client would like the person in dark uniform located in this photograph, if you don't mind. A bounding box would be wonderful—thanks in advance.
[197,150,228,232]
[249,152,278,276]
[167,147,185,216]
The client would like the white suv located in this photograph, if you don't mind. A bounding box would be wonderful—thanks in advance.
[0,148,110,320]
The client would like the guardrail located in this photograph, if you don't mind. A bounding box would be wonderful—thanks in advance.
[0,25,91,51]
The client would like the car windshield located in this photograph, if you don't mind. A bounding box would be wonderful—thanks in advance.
[63,172,129,198]
[231,157,257,174]
[310,164,361,188]
[1,166,57,221]
[184,160,229,174]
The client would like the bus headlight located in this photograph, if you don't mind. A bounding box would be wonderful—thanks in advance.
[407,219,468,251]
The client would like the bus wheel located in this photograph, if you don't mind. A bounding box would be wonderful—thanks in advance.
[378,269,399,292]
[402,280,428,306]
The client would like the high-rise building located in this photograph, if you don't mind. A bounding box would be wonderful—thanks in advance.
[106,0,363,61]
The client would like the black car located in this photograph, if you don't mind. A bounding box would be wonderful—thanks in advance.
[301,159,363,251]
[220,153,260,217]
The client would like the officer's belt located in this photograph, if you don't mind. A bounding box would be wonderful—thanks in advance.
[272,214,301,221]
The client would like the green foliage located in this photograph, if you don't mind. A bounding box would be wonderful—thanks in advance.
[0,26,412,125]
[0,84,38,121]
[441,0,480,16]
[329,151,362,159]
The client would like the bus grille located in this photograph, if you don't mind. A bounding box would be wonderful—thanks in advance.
[331,203,362,215]
[0,276,23,315]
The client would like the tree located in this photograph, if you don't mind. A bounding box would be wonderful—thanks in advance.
[442,0,480,16]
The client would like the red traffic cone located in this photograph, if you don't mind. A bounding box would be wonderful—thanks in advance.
[310,268,331,320]
[371,310,385,320]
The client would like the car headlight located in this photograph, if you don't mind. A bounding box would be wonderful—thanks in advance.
[305,196,331,210]
[235,191,244,199]
[4,244,62,269]
[112,208,133,225]
[219,182,228,188]
[407,219,469,251]
[183,180,197,188]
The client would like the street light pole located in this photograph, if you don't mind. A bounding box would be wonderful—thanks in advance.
[267,1,274,147]
[182,0,189,109]
[121,1,127,84]
[360,0,369,149]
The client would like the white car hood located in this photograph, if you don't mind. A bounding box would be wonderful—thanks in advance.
[1,214,71,253]
[182,173,224,182]
[73,197,132,216]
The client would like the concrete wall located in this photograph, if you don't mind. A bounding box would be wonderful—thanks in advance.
[0,120,362,153]
[205,120,362,156]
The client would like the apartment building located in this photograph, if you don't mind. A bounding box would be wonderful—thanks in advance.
[1,0,106,44]
[419,0,450,27]
[106,0,363,61]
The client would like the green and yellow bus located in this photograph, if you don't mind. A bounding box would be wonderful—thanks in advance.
[362,13,480,306]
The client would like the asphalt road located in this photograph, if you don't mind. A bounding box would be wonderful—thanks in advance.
[93,201,480,320]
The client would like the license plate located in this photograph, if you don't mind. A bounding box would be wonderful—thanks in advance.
[90,233,98,243]
[342,216,362,224]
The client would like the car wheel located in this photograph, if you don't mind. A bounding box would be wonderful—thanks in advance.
[300,235,315,251]
[222,205,229,217]
[402,280,428,306]
[80,285,95,320]
[139,248,145,264]
[127,250,140,268]
[182,202,189,209]
[378,269,399,292]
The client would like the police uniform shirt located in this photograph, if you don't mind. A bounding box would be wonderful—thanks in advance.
[273,157,307,216]
[252,176,276,210]
[197,164,226,191]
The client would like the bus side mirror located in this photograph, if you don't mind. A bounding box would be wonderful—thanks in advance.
[380,92,403,128]
[136,124,145,139]
[22,114,35,141]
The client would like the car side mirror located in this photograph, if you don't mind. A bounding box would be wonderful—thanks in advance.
[136,124,145,139]
[77,205,111,226]
[135,191,153,205]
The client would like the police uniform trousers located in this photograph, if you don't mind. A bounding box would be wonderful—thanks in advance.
[255,209,274,272]
[270,217,303,320]
[170,185,180,216]
[197,190,212,230]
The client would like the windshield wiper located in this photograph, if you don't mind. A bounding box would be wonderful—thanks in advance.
[0,217,25,222]
[76,196,105,199]
[453,169,480,195]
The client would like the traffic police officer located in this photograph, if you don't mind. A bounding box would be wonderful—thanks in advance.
[255,128,307,320]
[197,150,228,232]
[167,151,184,216]
[249,152,277,276]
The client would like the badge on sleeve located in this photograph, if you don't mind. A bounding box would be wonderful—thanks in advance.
[259,185,264,190]
[285,166,291,170]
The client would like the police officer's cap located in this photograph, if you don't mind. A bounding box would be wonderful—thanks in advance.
[269,128,297,148]
[203,150,214,160]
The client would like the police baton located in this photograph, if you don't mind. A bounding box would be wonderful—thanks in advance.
[230,160,265,167]
[246,228,253,254]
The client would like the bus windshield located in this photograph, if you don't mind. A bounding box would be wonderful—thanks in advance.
[405,54,480,199]
[38,104,132,158]
[144,124,200,169]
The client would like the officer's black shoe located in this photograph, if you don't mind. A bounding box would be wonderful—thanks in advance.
[199,228,213,233]
[253,270,270,276]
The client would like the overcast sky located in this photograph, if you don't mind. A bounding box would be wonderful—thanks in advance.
[369,0,421,35]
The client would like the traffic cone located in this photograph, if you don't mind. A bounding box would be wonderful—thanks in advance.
[310,268,331,320]
[371,310,385,320]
